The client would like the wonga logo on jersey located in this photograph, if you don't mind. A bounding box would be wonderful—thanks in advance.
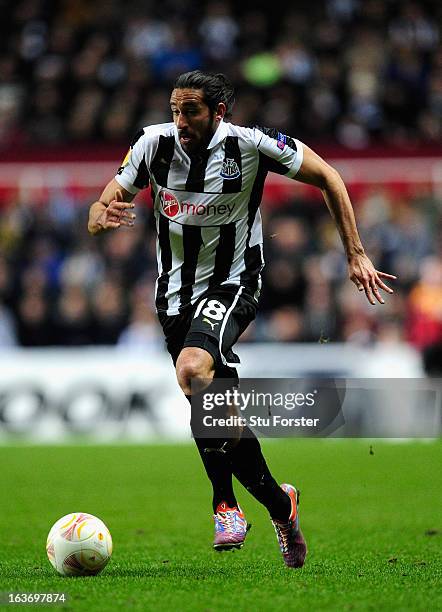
[160,190,180,218]
[159,189,235,218]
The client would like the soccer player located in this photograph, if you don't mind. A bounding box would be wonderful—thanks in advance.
[88,71,395,568]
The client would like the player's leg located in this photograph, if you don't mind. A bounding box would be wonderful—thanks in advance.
[176,345,238,512]
[229,433,290,519]
[176,345,249,550]
[158,309,239,512]
[158,309,245,549]
[184,288,287,507]
[186,284,307,565]
[229,432,307,567]
[186,286,289,516]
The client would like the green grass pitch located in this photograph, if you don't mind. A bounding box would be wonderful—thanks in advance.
[0,440,440,611]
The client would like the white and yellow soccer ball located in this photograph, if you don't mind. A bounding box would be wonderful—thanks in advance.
[46,513,112,576]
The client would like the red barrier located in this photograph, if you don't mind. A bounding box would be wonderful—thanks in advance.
[0,149,441,206]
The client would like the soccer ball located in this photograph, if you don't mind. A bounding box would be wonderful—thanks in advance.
[46,513,112,576]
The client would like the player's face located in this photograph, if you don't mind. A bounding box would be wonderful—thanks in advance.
[170,88,219,155]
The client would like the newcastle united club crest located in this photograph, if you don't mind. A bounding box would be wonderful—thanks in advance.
[220,158,241,180]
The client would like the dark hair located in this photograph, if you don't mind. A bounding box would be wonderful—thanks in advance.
[173,70,235,117]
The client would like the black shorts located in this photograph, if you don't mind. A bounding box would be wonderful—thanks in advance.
[157,284,257,370]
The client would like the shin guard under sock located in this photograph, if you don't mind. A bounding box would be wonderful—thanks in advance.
[187,394,237,512]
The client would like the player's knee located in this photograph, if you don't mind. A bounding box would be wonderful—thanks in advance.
[176,348,214,396]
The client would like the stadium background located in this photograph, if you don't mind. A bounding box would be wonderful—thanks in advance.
[0,2,441,610]
[0,0,440,439]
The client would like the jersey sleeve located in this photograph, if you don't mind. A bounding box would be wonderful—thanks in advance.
[254,126,304,178]
[115,129,150,194]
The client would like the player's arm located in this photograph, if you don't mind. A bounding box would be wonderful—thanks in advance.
[89,128,151,235]
[295,145,396,305]
[88,178,136,235]
[254,127,396,304]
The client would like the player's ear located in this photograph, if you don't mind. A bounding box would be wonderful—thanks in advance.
[215,102,226,122]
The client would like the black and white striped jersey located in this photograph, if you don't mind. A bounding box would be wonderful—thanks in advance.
[115,120,304,315]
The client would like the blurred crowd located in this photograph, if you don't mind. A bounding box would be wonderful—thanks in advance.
[0,0,440,364]
[0,187,440,362]
[0,0,441,149]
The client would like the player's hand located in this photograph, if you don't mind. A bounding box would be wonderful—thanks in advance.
[348,253,396,305]
[99,189,136,230]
